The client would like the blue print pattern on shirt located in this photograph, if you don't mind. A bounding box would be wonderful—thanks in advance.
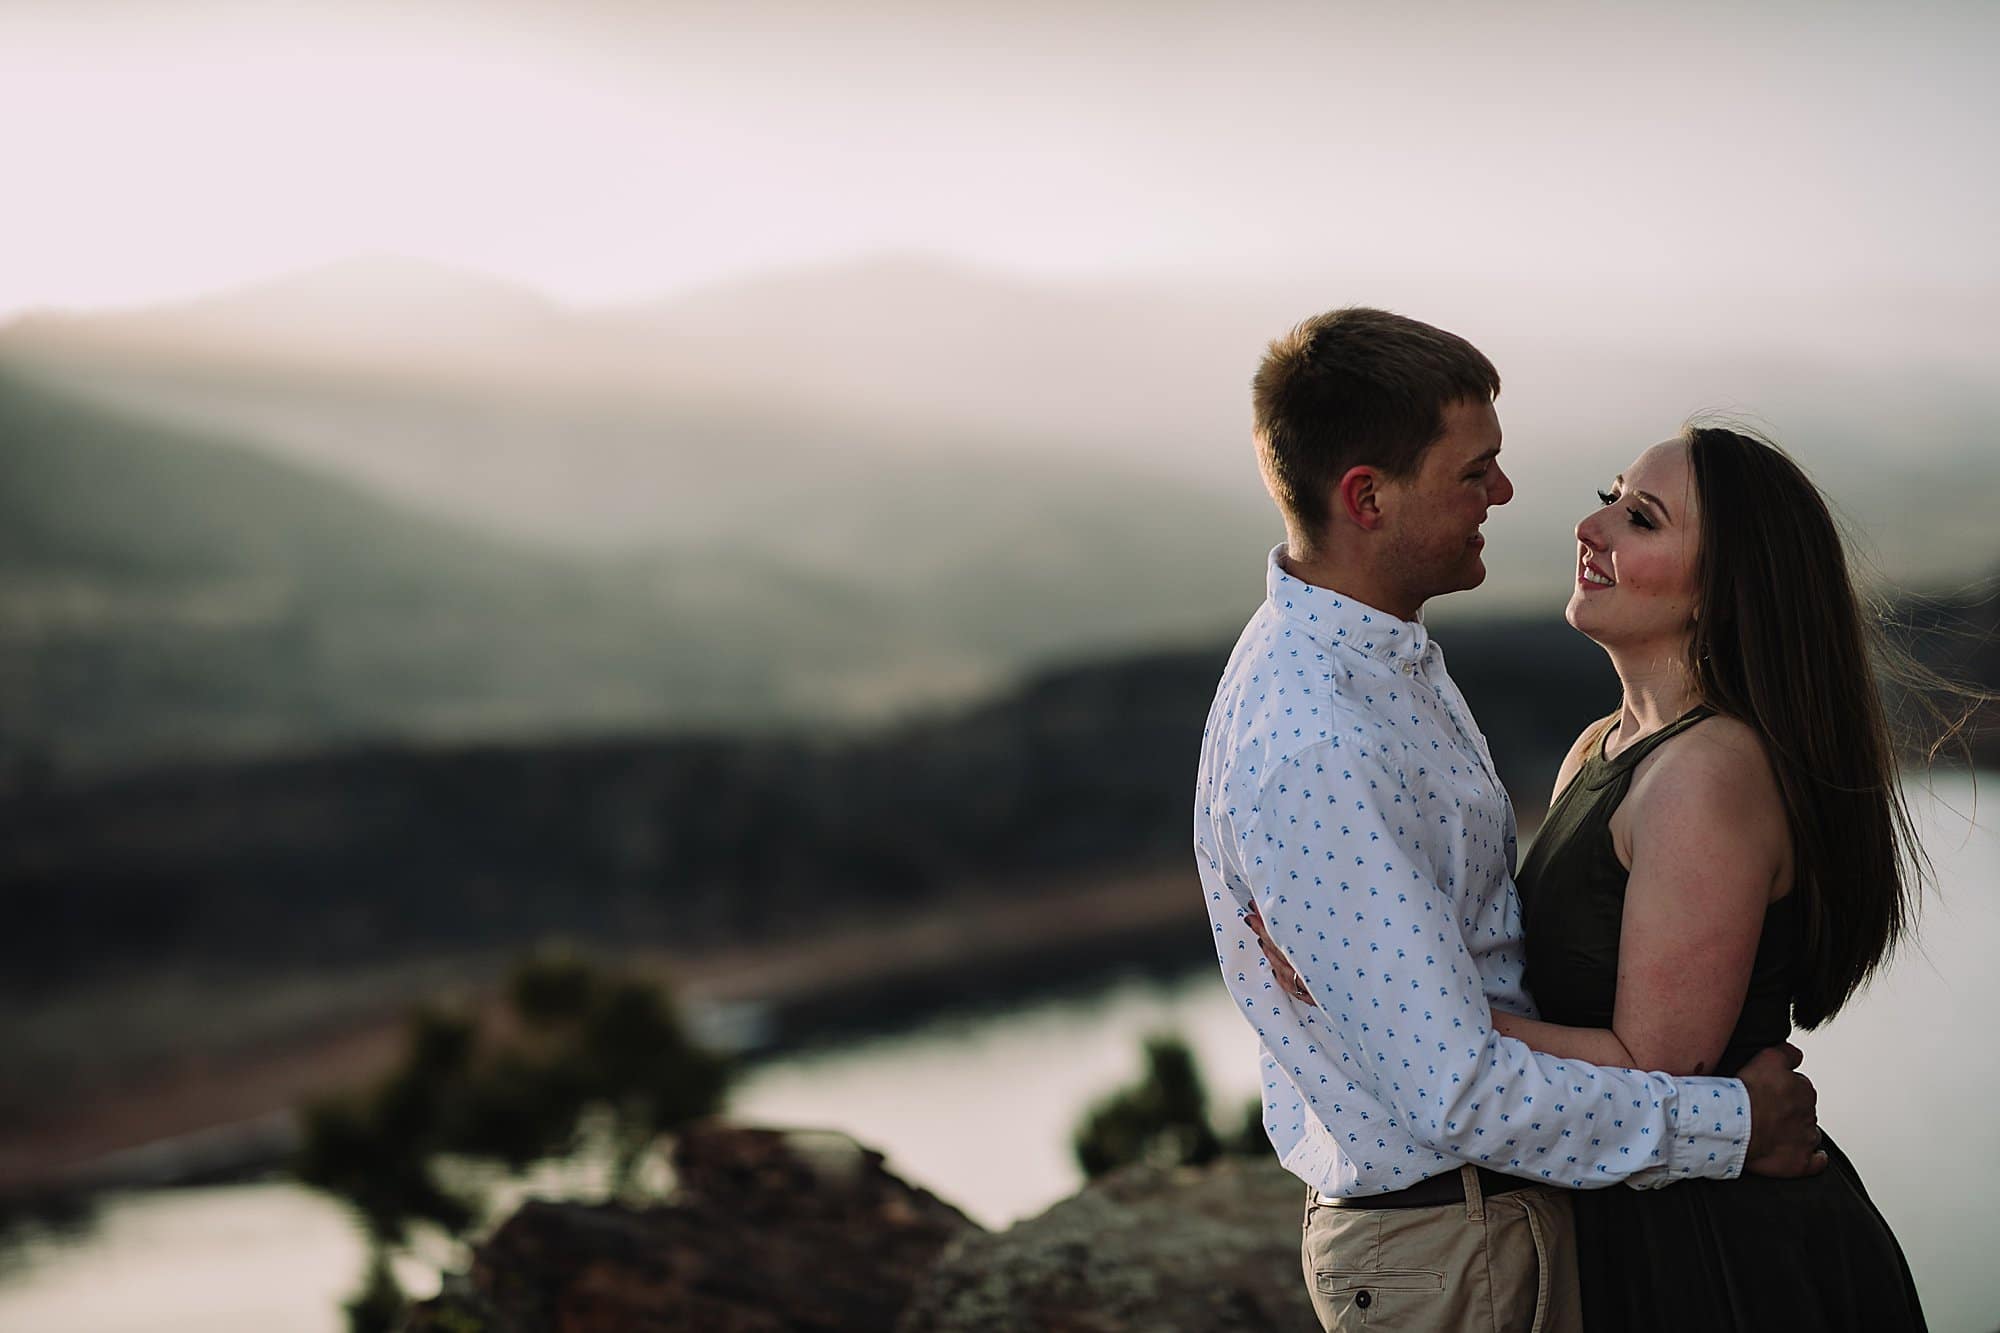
[1192,546,1750,1196]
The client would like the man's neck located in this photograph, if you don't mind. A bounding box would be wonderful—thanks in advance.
[1278,545,1422,623]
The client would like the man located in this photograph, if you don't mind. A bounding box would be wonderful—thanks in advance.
[1192,308,1823,1332]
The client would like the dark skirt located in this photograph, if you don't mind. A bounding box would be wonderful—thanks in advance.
[1574,1134,1927,1332]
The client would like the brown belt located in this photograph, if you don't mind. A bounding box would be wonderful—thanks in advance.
[1315,1165,1536,1211]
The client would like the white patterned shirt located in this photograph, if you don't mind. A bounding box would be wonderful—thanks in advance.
[1193,546,1751,1196]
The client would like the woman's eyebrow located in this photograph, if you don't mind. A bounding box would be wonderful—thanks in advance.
[1613,475,1672,521]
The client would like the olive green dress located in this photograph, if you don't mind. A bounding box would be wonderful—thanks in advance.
[1515,707,1927,1332]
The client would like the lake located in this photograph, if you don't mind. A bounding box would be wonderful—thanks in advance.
[2,773,1996,1332]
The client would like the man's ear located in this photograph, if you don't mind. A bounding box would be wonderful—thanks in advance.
[1337,465,1387,532]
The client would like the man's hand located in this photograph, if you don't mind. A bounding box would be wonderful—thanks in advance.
[1740,1042,1828,1177]
[1243,900,1317,1006]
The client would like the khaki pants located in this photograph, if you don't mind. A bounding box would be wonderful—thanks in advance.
[1300,1167,1583,1332]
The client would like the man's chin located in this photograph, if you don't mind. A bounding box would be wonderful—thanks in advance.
[1419,568,1486,607]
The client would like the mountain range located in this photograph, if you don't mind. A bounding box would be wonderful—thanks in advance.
[2,254,1995,771]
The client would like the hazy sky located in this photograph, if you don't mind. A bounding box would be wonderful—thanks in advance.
[2,1,1996,319]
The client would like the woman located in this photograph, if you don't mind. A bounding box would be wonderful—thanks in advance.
[1491,423,1929,1330]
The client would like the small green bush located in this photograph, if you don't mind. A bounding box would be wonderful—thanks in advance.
[295,946,730,1332]
[1072,1034,1267,1179]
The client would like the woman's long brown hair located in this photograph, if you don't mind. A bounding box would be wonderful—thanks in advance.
[1683,425,1921,1029]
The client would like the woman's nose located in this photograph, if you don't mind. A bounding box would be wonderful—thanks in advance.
[1576,511,1606,548]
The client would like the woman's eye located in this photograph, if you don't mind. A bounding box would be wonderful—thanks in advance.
[1626,508,1655,531]
[1595,487,1617,506]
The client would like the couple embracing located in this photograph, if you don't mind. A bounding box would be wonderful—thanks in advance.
[1194,308,1929,1330]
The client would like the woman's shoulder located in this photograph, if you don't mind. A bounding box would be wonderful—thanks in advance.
[1628,712,1787,833]
[1646,711,1771,776]
[1620,710,1794,898]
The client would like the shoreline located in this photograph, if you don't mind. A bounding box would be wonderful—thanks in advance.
[0,865,1208,1199]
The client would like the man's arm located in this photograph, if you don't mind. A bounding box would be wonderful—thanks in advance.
[1239,734,1751,1189]
[1258,878,1822,1182]
[1480,1010,1825,1178]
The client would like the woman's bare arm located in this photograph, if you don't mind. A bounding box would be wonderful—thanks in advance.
[1609,720,1790,1074]
[1489,1010,1637,1066]
[1501,719,1790,1076]
[1284,718,1788,1074]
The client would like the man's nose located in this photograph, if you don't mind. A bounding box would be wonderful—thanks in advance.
[1488,463,1515,506]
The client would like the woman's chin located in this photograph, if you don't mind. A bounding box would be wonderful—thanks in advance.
[1562,598,1610,644]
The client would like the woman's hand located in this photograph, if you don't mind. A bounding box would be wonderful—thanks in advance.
[1243,899,1317,1006]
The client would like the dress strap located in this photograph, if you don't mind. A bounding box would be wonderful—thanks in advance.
[1584,705,1718,787]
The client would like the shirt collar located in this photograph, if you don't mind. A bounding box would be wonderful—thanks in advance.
[1264,544,1432,670]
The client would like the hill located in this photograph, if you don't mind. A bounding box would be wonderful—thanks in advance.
[0,370,926,770]
[10,254,2000,605]
[0,369,1291,770]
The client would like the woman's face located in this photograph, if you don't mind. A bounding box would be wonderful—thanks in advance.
[1566,438,1703,655]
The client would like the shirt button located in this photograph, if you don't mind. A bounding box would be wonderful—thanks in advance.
[1356,1290,1373,1309]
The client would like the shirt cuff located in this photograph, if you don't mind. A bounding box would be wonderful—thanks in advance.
[1633,1076,1750,1188]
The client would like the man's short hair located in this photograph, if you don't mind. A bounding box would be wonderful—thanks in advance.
[1252,307,1500,550]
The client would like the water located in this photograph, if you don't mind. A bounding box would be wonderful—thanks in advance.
[2,775,1996,1332]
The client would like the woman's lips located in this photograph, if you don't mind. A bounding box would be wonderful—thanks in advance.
[1578,559,1615,589]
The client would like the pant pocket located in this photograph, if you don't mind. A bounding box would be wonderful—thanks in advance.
[1305,1203,1470,1331]
[1520,1201,1552,1333]
[1314,1268,1447,1296]
[1309,1266,1447,1328]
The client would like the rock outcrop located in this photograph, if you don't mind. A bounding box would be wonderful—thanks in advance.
[406,1122,981,1332]
[897,1155,1316,1333]
[405,1123,1318,1333]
